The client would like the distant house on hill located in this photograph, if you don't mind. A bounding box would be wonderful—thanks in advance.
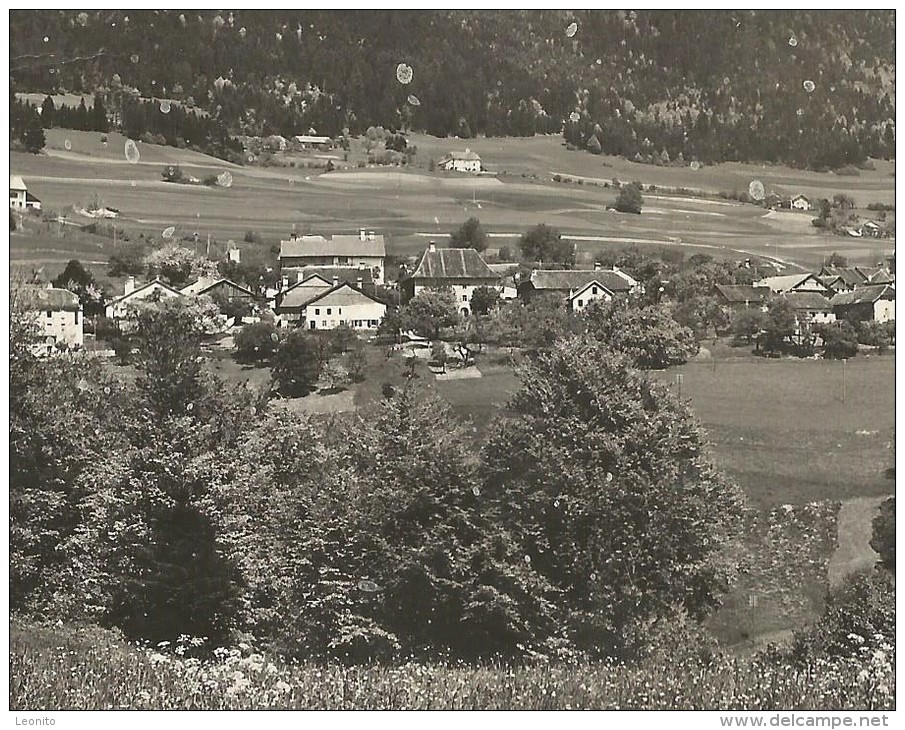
[860,220,888,238]
[818,266,867,294]
[438,149,482,173]
[518,265,640,305]
[400,243,500,316]
[10,175,41,211]
[754,273,830,296]
[831,285,896,324]
[20,285,83,355]
[105,277,183,320]
[292,135,333,149]
[279,229,386,285]
[790,194,811,211]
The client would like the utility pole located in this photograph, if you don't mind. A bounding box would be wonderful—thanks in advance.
[842,358,847,404]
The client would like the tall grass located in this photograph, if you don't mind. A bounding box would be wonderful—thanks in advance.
[9,623,893,711]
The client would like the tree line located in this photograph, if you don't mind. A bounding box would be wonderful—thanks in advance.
[9,10,894,169]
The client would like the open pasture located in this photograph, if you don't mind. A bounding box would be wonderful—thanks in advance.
[11,129,894,273]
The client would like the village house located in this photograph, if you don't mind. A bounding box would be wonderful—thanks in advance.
[10,175,41,211]
[274,275,385,330]
[105,277,183,320]
[783,291,836,327]
[830,285,896,324]
[21,285,83,355]
[438,149,482,173]
[754,273,831,296]
[279,230,386,285]
[400,243,501,315]
[517,265,641,306]
[790,194,811,211]
[713,284,770,313]
[180,277,258,317]
[292,134,334,150]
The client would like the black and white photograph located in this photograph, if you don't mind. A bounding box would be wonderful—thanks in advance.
[8,7,895,718]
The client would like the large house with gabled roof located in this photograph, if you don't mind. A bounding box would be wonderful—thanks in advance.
[274,275,386,330]
[279,229,386,284]
[517,265,640,306]
[400,243,501,316]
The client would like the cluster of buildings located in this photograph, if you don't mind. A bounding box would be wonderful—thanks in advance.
[715,263,896,336]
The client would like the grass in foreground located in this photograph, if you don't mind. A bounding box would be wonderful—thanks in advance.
[9,622,893,711]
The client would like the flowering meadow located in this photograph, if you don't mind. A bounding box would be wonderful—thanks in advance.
[10,622,894,711]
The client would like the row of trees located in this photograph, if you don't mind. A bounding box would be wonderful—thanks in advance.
[11,289,744,659]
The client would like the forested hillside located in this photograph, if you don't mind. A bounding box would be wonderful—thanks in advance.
[9,10,895,169]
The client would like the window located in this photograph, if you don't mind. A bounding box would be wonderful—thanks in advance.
[338,308,342,315]
[74,311,79,325]
[327,308,332,315]
[577,300,583,308]
[322,320,327,328]
[310,321,316,330]
[315,308,320,315]
[592,287,598,295]
[46,310,52,319]
[462,295,468,302]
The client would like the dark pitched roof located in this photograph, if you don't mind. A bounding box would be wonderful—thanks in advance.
[819,267,868,286]
[526,269,634,293]
[301,282,386,308]
[830,285,896,307]
[440,150,481,162]
[293,265,374,285]
[22,286,80,312]
[714,284,769,304]
[408,247,498,280]
[183,277,256,297]
[784,292,834,311]
[855,266,895,285]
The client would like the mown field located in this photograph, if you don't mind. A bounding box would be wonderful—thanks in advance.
[9,622,894,711]
[11,128,895,279]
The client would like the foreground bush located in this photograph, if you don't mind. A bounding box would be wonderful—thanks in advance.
[9,622,894,711]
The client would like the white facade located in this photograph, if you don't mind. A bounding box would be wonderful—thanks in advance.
[10,175,27,209]
[439,151,482,173]
[568,281,614,313]
[105,278,183,320]
[303,284,387,330]
[874,299,895,323]
[791,195,811,211]
[24,287,84,355]
[408,282,491,317]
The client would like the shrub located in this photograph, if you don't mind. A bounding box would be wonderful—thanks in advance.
[243,230,263,244]
[234,321,280,364]
[615,183,644,214]
[271,330,325,396]
[869,497,895,571]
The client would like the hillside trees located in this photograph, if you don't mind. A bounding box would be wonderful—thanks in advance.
[482,338,746,657]
[271,329,326,396]
[215,389,558,659]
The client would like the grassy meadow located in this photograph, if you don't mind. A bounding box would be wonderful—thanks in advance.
[9,622,894,711]
[11,128,895,282]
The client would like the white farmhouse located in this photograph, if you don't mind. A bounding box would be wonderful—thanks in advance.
[10,175,41,211]
[21,285,84,355]
[279,230,386,285]
[438,149,482,174]
[790,194,811,211]
[105,277,184,320]
[400,243,501,316]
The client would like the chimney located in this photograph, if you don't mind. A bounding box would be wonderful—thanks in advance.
[367,230,375,241]
[358,262,366,271]
[356,276,363,289]
[228,247,241,263]
[429,241,436,253]
[290,231,297,241]
[297,271,304,284]
[359,228,366,241]
[125,276,136,295]
[594,262,601,271]
[281,276,289,290]
[332,275,339,288]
